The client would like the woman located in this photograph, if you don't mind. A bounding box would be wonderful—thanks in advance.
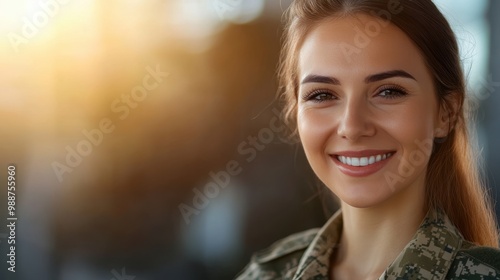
[236,0,500,279]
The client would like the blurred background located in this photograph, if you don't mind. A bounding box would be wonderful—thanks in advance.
[0,0,498,279]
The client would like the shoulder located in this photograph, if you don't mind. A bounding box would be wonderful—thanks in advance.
[235,228,319,280]
[447,241,500,279]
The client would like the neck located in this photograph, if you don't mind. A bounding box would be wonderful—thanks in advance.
[332,183,426,279]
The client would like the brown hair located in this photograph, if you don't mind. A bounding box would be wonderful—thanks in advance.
[279,0,499,247]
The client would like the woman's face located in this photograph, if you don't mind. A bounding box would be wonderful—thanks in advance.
[297,14,448,208]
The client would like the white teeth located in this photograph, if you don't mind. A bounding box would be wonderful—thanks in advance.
[368,156,375,165]
[337,153,393,167]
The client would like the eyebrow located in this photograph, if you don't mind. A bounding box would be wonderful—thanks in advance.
[300,70,417,85]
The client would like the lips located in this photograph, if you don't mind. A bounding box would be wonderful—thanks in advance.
[331,150,396,177]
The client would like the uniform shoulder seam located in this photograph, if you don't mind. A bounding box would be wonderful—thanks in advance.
[456,245,500,272]
[253,228,320,264]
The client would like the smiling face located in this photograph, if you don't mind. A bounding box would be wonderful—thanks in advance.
[297,14,449,209]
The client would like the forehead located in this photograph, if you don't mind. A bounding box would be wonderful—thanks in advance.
[298,14,431,82]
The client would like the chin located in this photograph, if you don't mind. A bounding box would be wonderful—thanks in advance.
[339,197,387,209]
[330,183,394,209]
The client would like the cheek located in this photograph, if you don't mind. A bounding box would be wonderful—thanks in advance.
[297,107,336,153]
[386,99,437,183]
[383,98,438,145]
[398,101,436,142]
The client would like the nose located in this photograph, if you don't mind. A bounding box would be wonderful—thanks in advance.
[337,98,376,141]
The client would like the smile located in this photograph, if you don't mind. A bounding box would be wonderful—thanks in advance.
[337,152,394,167]
[331,150,396,177]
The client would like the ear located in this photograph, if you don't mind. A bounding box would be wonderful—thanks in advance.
[435,93,459,138]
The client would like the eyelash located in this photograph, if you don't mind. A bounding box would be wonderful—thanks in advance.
[302,89,336,102]
[303,85,409,103]
[377,85,408,99]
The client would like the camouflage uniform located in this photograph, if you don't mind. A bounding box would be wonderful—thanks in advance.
[235,208,500,279]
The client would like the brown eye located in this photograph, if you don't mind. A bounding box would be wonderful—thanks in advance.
[304,90,336,102]
[377,87,408,99]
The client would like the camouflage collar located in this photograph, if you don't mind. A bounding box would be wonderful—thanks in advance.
[292,208,464,280]
[292,210,342,279]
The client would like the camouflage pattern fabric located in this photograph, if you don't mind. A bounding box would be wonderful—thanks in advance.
[235,208,500,279]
